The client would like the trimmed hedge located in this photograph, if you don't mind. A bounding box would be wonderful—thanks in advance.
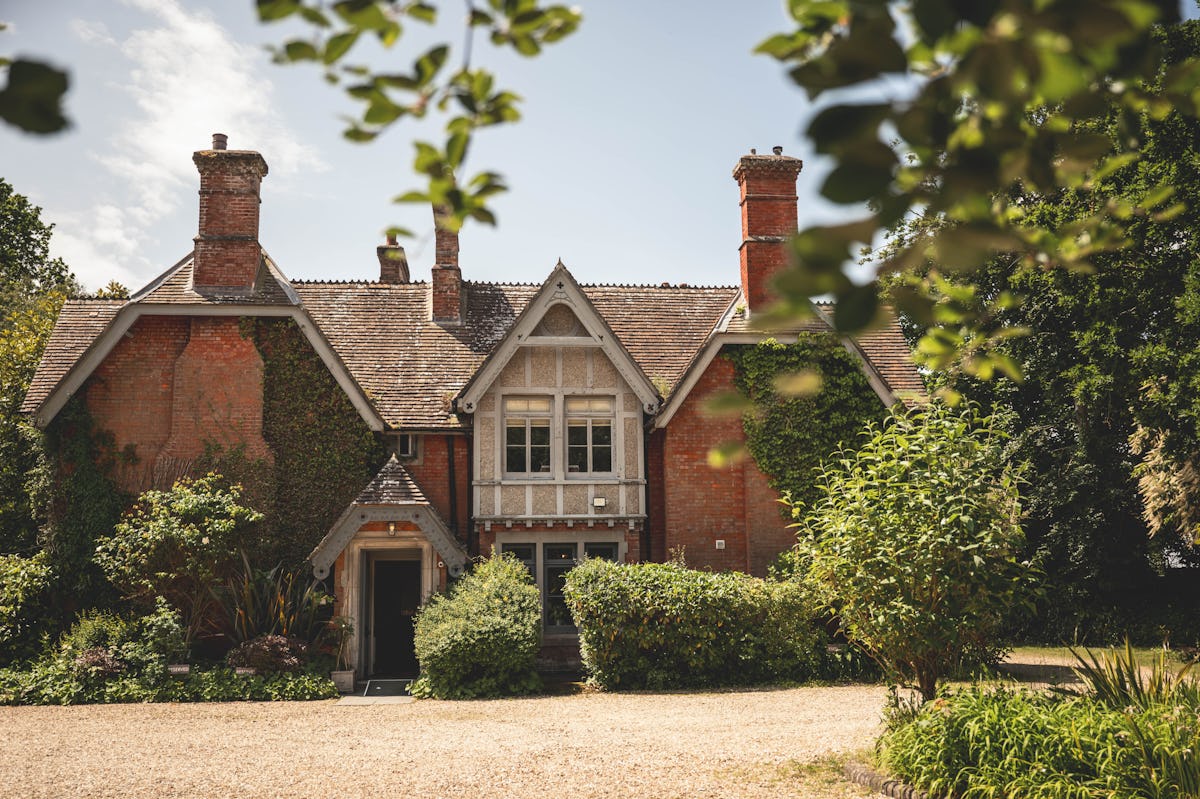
[410,553,542,699]
[562,559,830,689]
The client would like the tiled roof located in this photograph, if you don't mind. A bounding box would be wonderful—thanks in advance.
[354,455,429,504]
[586,285,738,391]
[294,280,737,428]
[24,271,922,428]
[850,321,927,401]
[21,300,124,415]
[131,254,298,306]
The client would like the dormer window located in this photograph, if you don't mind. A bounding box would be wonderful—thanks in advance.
[505,397,552,474]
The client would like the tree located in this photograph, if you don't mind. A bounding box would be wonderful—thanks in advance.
[793,403,1030,701]
[756,0,1200,382]
[0,178,77,555]
[888,21,1200,635]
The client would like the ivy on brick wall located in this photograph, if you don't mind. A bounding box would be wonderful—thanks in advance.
[240,318,386,568]
[726,336,885,514]
[37,397,126,610]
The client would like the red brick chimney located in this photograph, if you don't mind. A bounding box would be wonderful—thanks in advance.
[192,133,268,292]
[732,146,803,314]
[431,206,462,325]
[377,233,410,284]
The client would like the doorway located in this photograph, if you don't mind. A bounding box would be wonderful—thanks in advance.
[367,558,422,677]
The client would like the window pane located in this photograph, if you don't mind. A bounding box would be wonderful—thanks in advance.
[584,542,618,561]
[530,421,550,446]
[545,544,575,561]
[592,446,612,473]
[566,396,612,414]
[567,445,587,473]
[506,423,526,446]
[501,543,536,581]
[567,421,587,446]
[544,544,577,630]
[530,445,551,472]
[527,397,552,412]
[506,446,527,472]
[504,397,528,412]
[592,422,611,445]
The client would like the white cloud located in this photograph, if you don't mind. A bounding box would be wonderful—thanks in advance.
[64,0,325,290]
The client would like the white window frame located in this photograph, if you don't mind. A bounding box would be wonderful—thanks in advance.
[503,396,553,477]
[565,396,614,476]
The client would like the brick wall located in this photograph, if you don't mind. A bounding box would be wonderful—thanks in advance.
[658,349,792,576]
[83,315,272,495]
[406,433,471,546]
[85,315,189,494]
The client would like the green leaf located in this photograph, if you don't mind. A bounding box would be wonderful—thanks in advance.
[323,31,360,64]
[283,40,320,62]
[0,59,70,134]
[257,0,301,22]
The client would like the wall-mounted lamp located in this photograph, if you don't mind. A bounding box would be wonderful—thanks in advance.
[388,521,396,536]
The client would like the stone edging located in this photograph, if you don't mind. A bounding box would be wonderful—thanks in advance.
[844,762,930,799]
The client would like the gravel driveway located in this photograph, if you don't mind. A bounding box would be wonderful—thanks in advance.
[0,685,885,798]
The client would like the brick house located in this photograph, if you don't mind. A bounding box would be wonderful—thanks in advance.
[23,136,922,678]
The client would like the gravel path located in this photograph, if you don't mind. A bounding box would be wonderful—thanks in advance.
[0,685,885,798]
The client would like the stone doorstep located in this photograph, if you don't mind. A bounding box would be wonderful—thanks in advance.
[335,695,416,706]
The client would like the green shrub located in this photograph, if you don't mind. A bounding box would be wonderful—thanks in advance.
[94,474,263,643]
[0,599,185,704]
[563,559,831,690]
[1071,639,1200,709]
[794,402,1032,700]
[0,550,54,665]
[410,553,542,699]
[881,687,1200,799]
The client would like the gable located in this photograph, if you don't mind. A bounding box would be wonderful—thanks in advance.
[457,263,661,415]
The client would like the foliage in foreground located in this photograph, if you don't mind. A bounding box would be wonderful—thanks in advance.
[881,645,1200,798]
[880,687,1200,799]
[410,553,542,699]
[563,559,836,690]
[793,402,1031,701]
[0,600,335,704]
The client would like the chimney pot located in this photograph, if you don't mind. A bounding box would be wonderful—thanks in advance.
[212,133,228,151]
[750,148,757,155]
[772,145,783,155]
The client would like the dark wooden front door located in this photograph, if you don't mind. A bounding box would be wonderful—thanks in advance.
[371,560,421,677]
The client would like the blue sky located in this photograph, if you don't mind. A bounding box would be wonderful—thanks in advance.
[1,1,848,292]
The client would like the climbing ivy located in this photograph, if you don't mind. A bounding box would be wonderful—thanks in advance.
[243,318,386,568]
[726,336,886,513]
[36,397,126,613]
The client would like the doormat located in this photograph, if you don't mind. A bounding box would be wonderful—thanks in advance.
[363,679,413,697]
